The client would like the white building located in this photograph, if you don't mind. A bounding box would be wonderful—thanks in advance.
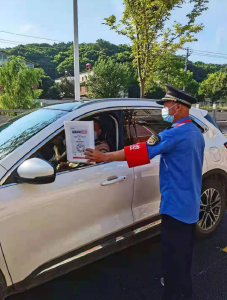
[0,50,36,68]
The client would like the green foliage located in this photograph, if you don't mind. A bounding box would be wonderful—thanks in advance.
[55,39,132,76]
[4,39,227,101]
[199,71,227,102]
[188,61,227,83]
[149,54,200,97]
[104,0,208,97]
[0,56,44,109]
[40,75,61,99]
[55,76,75,99]
[87,58,137,99]
[8,42,72,79]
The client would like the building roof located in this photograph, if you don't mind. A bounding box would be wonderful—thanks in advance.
[0,50,39,67]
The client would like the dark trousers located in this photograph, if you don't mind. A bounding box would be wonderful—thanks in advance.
[161,214,195,300]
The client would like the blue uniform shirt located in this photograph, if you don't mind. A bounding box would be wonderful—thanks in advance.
[146,117,205,224]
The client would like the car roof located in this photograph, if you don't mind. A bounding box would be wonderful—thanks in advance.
[45,98,160,112]
[45,99,208,119]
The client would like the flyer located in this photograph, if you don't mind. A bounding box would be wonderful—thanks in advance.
[64,121,95,163]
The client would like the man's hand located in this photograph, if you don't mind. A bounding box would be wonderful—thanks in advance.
[85,148,126,163]
[84,148,108,163]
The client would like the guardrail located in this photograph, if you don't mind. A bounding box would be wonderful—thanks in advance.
[0,109,28,124]
[0,109,28,115]
[207,109,227,122]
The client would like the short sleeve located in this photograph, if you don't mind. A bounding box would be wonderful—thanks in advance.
[146,130,176,159]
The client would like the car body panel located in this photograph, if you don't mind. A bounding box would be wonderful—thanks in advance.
[0,166,6,181]
[0,161,134,283]
[0,245,12,286]
[132,156,161,222]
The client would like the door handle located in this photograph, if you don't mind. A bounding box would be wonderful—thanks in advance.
[101,176,126,186]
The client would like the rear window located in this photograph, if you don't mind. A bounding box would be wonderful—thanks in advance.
[204,114,219,130]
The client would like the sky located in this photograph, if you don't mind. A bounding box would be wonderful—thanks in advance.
[0,0,227,64]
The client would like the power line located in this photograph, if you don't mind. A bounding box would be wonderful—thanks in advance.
[192,51,227,58]
[181,48,227,58]
[190,49,227,57]
[0,40,25,46]
[191,52,227,60]
[0,38,27,45]
[180,48,227,61]
[0,30,63,42]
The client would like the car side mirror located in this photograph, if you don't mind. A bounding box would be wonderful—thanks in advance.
[15,158,56,185]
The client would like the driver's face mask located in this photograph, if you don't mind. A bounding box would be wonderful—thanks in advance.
[162,103,178,123]
[94,132,98,140]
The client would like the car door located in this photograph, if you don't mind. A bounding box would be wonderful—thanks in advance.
[123,108,169,223]
[0,108,134,285]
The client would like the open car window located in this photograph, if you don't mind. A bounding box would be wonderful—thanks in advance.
[123,109,169,146]
[31,111,120,173]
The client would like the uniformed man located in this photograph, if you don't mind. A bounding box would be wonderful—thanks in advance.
[84,85,205,300]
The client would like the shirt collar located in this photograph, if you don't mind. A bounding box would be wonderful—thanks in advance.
[172,116,191,127]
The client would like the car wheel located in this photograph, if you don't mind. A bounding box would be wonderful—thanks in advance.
[0,270,7,300]
[196,178,226,239]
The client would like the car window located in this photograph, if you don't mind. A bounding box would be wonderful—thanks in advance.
[4,110,121,185]
[29,111,120,174]
[190,115,208,133]
[0,109,68,161]
[204,114,220,130]
[123,109,169,146]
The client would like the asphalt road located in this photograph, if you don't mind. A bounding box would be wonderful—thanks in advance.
[8,212,227,300]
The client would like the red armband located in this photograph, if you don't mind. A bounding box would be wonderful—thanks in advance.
[124,142,150,168]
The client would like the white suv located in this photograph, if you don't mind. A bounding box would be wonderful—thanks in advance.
[0,99,226,299]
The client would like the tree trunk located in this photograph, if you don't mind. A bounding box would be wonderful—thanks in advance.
[140,78,145,98]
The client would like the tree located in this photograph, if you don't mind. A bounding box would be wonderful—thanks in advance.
[199,71,227,102]
[104,0,208,97]
[0,56,44,109]
[87,58,137,99]
[55,76,75,98]
[149,54,200,97]
[40,75,61,99]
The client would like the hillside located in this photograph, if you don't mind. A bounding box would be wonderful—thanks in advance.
[1,39,227,98]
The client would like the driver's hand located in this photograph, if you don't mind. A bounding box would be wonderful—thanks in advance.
[84,148,107,163]
[57,162,70,171]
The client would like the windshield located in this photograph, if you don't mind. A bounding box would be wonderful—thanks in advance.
[0,108,68,160]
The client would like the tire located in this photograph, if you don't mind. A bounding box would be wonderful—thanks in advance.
[196,177,226,239]
[0,270,7,300]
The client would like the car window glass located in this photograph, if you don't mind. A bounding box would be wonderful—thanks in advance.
[204,114,220,130]
[0,109,68,160]
[123,109,169,146]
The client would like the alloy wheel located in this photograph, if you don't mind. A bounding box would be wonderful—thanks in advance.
[198,188,222,231]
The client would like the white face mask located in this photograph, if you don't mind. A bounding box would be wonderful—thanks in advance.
[94,132,98,140]
[162,104,177,123]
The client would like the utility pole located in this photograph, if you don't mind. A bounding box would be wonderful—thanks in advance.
[183,48,191,91]
[73,0,80,101]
